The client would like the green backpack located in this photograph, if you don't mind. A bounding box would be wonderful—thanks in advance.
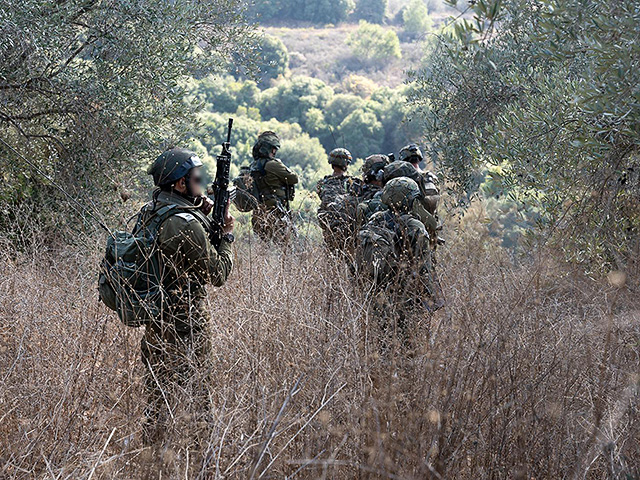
[318,193,361,250]
[356,211,400,285]
[232,165,260,212]
[97,204,179,327]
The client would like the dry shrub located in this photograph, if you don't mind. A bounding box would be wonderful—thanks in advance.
[1,220,639,479]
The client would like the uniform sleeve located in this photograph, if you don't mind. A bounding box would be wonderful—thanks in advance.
[265,159,299,185]
[158,216,233,287]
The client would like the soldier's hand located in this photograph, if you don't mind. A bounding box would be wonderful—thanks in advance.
[223,199,235,234]
[199,195,214,216]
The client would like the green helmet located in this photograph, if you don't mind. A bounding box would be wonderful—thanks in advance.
[328,148,352,168]
[399,143,423,163]
[382,160,421,185]
[252,131,281,159]
[381,177,421,213]
[362,154,389,179]
[147,147,203,186]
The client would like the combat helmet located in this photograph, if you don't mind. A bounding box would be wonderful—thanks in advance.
[381,177,421,213]
[252,131,281,159]
[399,143,423,164]
[147,147,202,187]
[382,160,422,185]
[362,154,389,181]
[328,148,352,168]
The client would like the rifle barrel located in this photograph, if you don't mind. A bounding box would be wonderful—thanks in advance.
[226,118,233,144]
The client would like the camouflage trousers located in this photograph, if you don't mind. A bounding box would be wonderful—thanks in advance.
[140,302,212,447]
[252,204,296,243]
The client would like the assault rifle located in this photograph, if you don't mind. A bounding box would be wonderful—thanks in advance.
[210,118,236,249]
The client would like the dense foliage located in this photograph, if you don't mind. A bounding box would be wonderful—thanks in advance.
[188,74,420,185]
[347,21,402,65]
[354,0,388,23]
[402,0,434,38]
[410,0,640,268]
[253,35,290,86]
[0,0,256,237]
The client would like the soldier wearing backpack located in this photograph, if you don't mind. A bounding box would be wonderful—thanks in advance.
[249,131,299,243]
[355,154,389,201]
[315,153,390,257]
[398,144,441,213]
[356,177,443,349]
[139,147,235,444]
[316,148,355,249]
[357,160,440,241]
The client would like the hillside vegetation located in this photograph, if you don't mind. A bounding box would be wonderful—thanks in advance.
[1,0,640,478]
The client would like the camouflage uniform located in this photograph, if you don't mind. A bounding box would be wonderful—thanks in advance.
[250,132,299,243]
[350,154,390,231]
[318,154,389,257]
[317,148,356,250]
[141,153,234,445]
[357,178,442,349]
[356,190,386,229]
[359,160,441,245]
[399,143,424,171]
[317,174,352,207]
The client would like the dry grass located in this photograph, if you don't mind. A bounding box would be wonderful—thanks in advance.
[1,219,639,479]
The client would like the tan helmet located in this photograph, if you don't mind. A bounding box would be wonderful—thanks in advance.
[362,154,389,181]
[381,177,421,213]
[399,143,423,163]
[328,148,352,168]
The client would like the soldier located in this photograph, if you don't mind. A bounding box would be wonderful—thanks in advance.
[356,177,443,349]
[355,153,389,201]
[325,153,390,256]
[316,148,354,207]
[316,148,355,249]
[142,147,235,445]
[398,144,441,211]
[399,143,425,172]
[358,160,440,238]
[250,131,299,243]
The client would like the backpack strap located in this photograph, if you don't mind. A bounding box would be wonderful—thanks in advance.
[380,211,404,250]
[144,204,179,240]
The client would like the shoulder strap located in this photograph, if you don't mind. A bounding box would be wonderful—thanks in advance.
[381,212,404,246]
[251,162,272,200]
[145,204,179,239]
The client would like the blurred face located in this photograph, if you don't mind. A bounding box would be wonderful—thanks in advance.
[188,166,205,196]
[270,147,278,159]
[175,166,204,197]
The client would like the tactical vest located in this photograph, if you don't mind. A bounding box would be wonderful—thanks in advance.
[250,157,293,209]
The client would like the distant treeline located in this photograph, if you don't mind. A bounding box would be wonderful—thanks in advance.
[252,0,455,25]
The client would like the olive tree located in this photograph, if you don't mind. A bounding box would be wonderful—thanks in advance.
[0,0,257,234]
[409,0,640,268]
